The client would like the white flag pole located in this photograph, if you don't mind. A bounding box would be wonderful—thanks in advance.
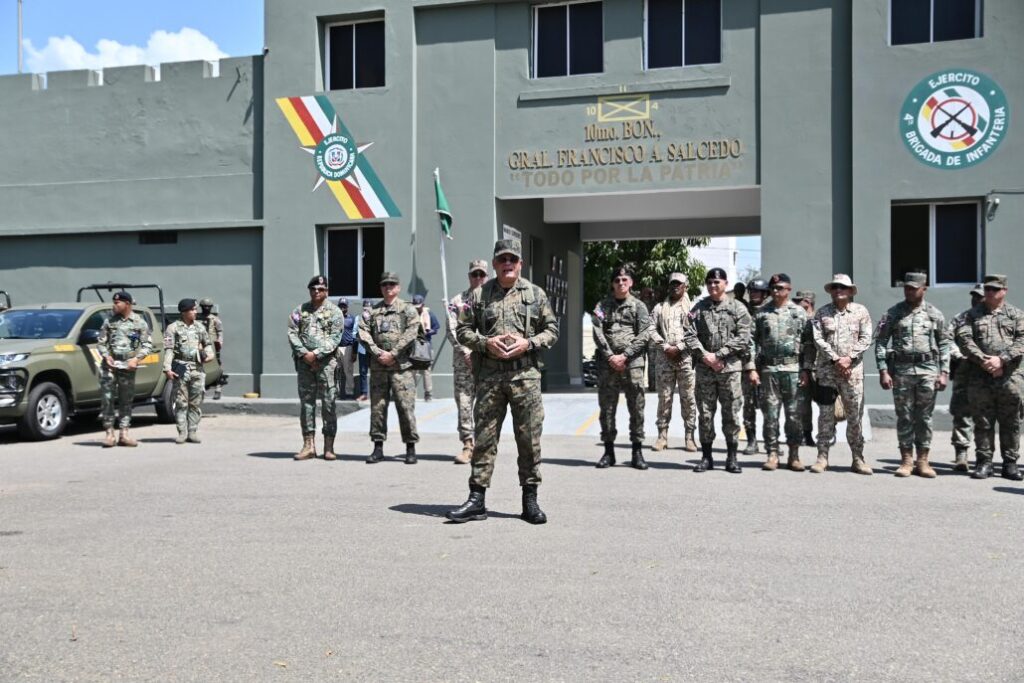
[434,167,450,309]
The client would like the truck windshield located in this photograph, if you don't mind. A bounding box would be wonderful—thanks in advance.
[0,310,82,339]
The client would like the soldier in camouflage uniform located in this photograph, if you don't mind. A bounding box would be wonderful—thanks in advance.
[683,267,755,474]
[955,274,1024,481]
[741,278,770,454]
[751,274,811,471]
[97,291,153,448]
[287,275,345,461]
[811,274,874,475]
[358,272,420,464]
[163,299,215,444]
[198,298,225,399]
[792,290,818,446]
[447,238,559,525]
[649,272,698,453]
[948,284,984,471]
[592,264,653,470]
[446,259,489,464]
[874,272,950,478]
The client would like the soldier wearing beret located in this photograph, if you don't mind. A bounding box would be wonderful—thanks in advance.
[287,275,345,460]
[163,299,215,444]
[358,272,421,464]
[97,291,153,448]
[948,284,984,471]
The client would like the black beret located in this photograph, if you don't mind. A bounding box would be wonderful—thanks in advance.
[769,273,792,286]
[307,275,328,289]
[705,267,728,282]
[112,291,133,303]
[178,298,197,312]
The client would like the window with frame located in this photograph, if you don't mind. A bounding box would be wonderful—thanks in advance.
[645,0,721,69]
[325,19,385,90]
[890,0,982,45]
[324,226,385,299]
[890,201,982,286]
[533,1,603,78]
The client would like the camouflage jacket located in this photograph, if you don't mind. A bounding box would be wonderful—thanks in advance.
[357,298,419,371]
[163,320,214,371]
[97,312,153,366]
[457,277,558,380]
[648,295,692,360]
[753,300,810,373]
[200,313,224,347]
[954,302,1024,378]
[873,300,950,376]
[592,294,652,369]
[287,300,344,363]
[811,302,873,374]
[683,297,754,373]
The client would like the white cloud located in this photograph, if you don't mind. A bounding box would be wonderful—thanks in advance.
[23,27,228,78]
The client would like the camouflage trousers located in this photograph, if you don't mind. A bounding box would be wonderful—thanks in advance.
[741,371,758,437]
[453,357,476,443]
[369,367,418,443]
[694,366,742,445]
[759,371,801,453]
[100,367,136,429]
[797,380,814,432]
[470,372,543,488]
[598,365,645,443]
[816,366,865,457]
[413,368,433,396]
[949,367,973,451]
[173,366,206,435]
[296,359,338,437]
[654,355,696,433]
[968,373,1023,463]
[892,373,938,449]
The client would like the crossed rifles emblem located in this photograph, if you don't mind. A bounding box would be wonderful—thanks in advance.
[930,99,979,139]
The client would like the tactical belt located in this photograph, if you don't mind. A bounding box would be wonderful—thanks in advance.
[761,355,799,366]
[480,356,536,371]
[111,350,136,361]
[894,352,934,363]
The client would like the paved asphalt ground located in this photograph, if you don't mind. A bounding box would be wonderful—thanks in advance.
[2,403,1023,681]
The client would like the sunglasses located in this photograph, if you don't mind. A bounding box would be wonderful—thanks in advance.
[771,284,790,291]
[381,282,399,288]
[612,277,631,283]
[983,285,1002,292]
[470,271,487,278]
[706,279,725,285]
[832,285,850,291]
[496,255,520,264]
[309,286,328,293]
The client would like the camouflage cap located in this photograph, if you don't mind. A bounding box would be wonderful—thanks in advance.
[899,272,928,288]
[793,290,816,304]
[380,271,400,285]
[983,273,1008,290]
[970,283,984,297]
[468,259,488,274]
[493,238,522,258]
[199,297,214,307]
[667,272,688,285]
[337,297,349,307]
[412,294,425,306]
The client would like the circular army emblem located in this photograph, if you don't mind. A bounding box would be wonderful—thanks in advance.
[900,69,1009,169]
[314,133,357,181]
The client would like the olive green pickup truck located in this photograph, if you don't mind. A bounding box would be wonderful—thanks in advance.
[0,284,222,440]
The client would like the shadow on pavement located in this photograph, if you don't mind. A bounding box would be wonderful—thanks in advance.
[389,503,520,520]
[247,452,295,459]
[993,486,1024,496]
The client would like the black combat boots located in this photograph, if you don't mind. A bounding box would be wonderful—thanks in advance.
[725,442,742,474]
[1002,460,1023,481]
[694,443,714,472]
[447,484,487,523]
[521,484,547,525]
[971,458,993,479]
[596,443,615,468]
[405,442,417,465]
[366,441,384,464]
[631,442,648,470]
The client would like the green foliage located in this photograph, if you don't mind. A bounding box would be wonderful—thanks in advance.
[583,238,709,310]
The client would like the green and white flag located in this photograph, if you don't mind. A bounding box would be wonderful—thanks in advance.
[434,168,453,240]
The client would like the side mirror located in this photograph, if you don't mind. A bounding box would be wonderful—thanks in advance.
[79,328,100,345]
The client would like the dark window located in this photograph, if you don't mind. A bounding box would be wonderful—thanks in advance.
[534,2,602,78]
[935,203,979,283]
[891,202,981,286]
[684,0,721,65]
[891,204,930,287]
[646,0,720,69]
[647,0,682,69]
[327,20,385,90]
[139,231,178,245]
[324,226,385,298]
[891,0,980,45]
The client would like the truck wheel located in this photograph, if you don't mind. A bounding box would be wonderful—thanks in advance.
[17,382,69,441]
[154,380,175,423]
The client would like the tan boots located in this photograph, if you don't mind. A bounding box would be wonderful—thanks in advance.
[787,446,804,472]
[762,451,779,471]
[851,455,873,475]
[118,429,138,447]
[683,431,698,452]
[810,453,829,473]
[895,448,915,477]
[914,448,937,478]
[455,440,473,464]
[102,428,117,448]
[101,427,136,447]
[653,429,669,451]
[294,435,316,460]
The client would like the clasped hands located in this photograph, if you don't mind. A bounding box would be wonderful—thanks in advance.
[981,354,1005,378]
[486,334,531,360]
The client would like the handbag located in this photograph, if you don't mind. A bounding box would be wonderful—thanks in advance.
[834,395,847,422]
[409,338,433,369]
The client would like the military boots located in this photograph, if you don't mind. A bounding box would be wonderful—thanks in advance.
[971,458,993,479]
[447,484,487,523]
[596,443,615,468]
[323,436,337,461]
[914,448,936,479]
[631,442,648,470]
[175,431,187,445]
[653,429,669,451]
[455,440,473,464]
[186,432,201,444]
[762,451,779,471]
[743,436,758,456]
[851,455,873,475]
[294,435,316,460]
[725,442,742,474]
[118,429,138,448]
[694,443,714,472]
[405,443,417,465]
[521,485,547,525]
[366,441,384,464]
[953,448,970,472]
[684,431,698,452]
[894,448,915,477]
[809,452,829,473]
[1002,461,1024,481]
[787,446,804,472]
[102,428,117,448]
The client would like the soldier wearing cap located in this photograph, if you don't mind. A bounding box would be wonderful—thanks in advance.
[649,271,698,453]
[874,272,950,478]
[198,298,226,399]
[792,290,818,446]
[287,275,345,460]
[163,299,215,444]
[358,272,421,464]
[683,267,755,473]
[447,238,559,525]
[592,263,653,470]
[741,278,771,455]
[751,273,811,471]
[810,274,874,474]
[410,294,440,402]
[955,274,1024,481]
[948,284,984,471]
[446,259,490,463]
[97,291,153,448]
